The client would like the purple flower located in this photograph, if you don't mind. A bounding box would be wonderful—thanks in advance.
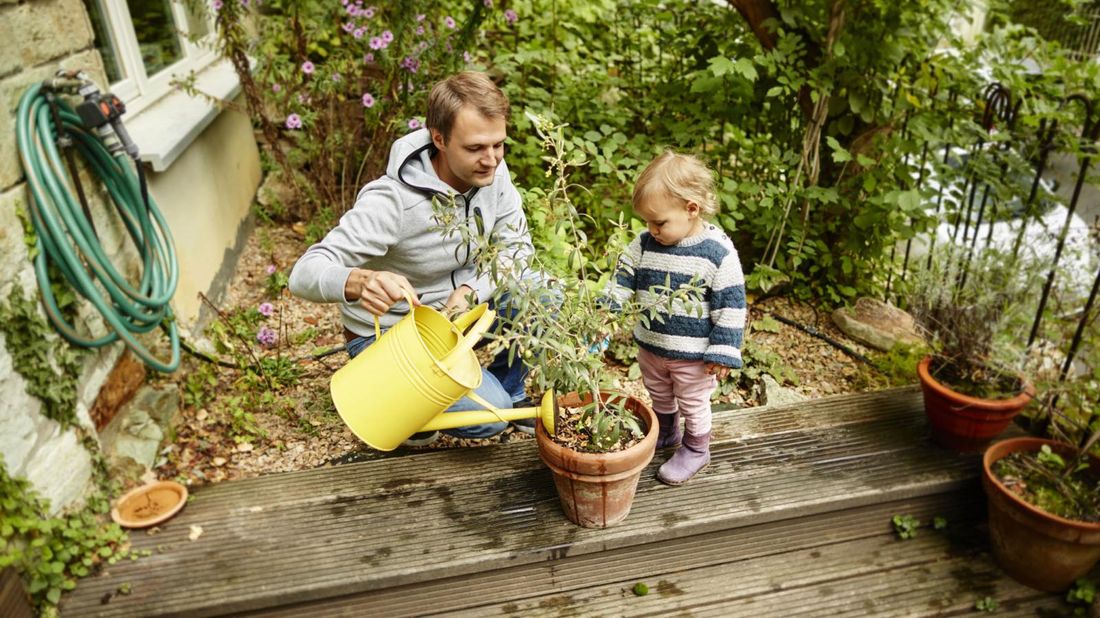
[258,302,274,317]
[265,264,277,275]
[408,118,421,130]
[286,113,302,129]
[418,40,428,50]
[464,51,472,63]
[342,21,354,33]
[369,37,384,50]
[361,92,375,107]
[297,93,309,104]
[364,52,375,63]
[401,56,420,73]
[416,13,425,21]
[504,9,517,24]
[444,16,456,29]
[416,25,425,36]
[381,30,393,43]
[256,326,277,347]
[271,83,281,92]
[213,0,223,9]
[301,60,315,74]
[353,27,365,39]
[364,6,375,18]
[484,0,493,7]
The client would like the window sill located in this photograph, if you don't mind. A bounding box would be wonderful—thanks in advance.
[127,59,243,172]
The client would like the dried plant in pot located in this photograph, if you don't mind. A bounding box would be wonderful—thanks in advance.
[906,248,1037,451]
[436,113,702,527]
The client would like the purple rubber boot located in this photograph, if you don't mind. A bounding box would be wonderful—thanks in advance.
[657,431,711,485]
[656,412,682,449]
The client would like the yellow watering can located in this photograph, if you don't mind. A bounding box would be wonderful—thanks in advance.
[330,292,556,451]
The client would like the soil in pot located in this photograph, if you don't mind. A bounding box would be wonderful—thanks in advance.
[111,481,188,528]
[994,446,1100,522]
[549,397,645,453]
[927,356,1022,400]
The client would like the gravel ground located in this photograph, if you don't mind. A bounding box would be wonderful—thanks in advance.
[152,222,885,488]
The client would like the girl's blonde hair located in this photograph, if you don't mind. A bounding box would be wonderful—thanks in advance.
[632,151,718,216]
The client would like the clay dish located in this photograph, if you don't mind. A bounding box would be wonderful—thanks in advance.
[110,480,188,528]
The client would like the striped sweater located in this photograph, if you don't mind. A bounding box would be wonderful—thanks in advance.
[608,224,746,368]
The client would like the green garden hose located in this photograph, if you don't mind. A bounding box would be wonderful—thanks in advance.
[15,81,180,372]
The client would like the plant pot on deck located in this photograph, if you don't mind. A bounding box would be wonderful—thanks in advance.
[535,392,657,528]
[982,438,1100,592]
[917,356,1034,452]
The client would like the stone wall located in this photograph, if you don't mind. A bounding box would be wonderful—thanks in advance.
[0,0,116,515]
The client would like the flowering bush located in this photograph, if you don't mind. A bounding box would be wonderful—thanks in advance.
[206,0,519,222]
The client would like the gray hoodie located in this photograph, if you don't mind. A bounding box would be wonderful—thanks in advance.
[288,128,533,336]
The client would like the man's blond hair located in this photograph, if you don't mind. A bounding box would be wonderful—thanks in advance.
[426,72,510,143]
[632,151,718,216]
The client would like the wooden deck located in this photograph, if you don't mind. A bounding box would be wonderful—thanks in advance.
[61,387,1086,617]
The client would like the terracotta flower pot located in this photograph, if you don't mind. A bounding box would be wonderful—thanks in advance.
[982,437,1100,592]
[535,392,657,528]
[917,356,1034,452]
[110,480,188,528]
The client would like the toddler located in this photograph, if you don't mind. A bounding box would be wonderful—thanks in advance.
[609,151,746,485]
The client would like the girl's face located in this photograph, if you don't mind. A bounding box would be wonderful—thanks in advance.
[634,191,703,246]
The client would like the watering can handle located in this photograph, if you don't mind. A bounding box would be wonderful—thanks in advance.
[442,302,496,370]
[370,291,420,340]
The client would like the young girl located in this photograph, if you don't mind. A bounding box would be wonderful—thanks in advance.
[609,151,746,485]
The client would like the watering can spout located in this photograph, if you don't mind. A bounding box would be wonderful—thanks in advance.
[418,390,557,435]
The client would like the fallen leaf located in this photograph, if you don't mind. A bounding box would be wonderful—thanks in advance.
[236,443,253,453]
[189,525,203,541]
[212,457,228,467]
[291,222,307,237]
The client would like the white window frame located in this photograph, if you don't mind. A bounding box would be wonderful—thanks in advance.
[90,0,219,116]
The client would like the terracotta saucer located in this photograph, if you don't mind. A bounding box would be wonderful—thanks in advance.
[110,480,188,528]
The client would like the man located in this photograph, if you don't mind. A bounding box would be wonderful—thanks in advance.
[289,72,534,445]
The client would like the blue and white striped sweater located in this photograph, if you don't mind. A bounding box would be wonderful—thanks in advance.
[609,225,746,368]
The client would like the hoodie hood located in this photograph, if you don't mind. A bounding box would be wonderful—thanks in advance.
[386,128,459,197]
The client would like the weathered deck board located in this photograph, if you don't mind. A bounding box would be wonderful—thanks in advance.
[247,493,981,617]
[62,388,1035,617]
[449,522,1070,617]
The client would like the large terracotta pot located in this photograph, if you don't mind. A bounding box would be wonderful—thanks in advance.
[982,437,1100,592]
[535,392,657,528]
[917,356,1034,452]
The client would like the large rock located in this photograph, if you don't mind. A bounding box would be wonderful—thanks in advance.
[99,385,180,478]
[832,297,923,352]
[755,374,807,407]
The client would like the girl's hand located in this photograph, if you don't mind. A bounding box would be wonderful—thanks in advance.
[705,362,731,381]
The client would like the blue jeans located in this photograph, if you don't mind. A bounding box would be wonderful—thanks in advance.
[345,332,511,439]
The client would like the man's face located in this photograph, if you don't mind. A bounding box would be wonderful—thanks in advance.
[432,106,506,193]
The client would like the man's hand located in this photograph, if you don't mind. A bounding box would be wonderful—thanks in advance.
[705,362,731,381]
[443,285,476,317]
[344,269,419,316]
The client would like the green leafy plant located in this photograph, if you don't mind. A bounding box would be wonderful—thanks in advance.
[974,596,998,612]
[0,455,137,613]
[993,433,1100,522]
[933,516,948,530]
[632,582,649,596]
[1066,577,1096,610]
[0,286,83,428]
[891,514,920,539]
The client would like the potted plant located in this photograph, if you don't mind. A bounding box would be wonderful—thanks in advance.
[905,249,1037,451]
[980,374,1100,592]
[438,113,700,527]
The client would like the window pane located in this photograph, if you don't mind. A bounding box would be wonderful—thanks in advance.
[127,0,183,76]
[83,0,124,83]
[183,2,211,40]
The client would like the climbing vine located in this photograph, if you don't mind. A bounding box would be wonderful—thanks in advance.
[0,449,138,615]
[0,285,83,428]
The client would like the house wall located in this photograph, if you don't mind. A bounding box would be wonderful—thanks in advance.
[0,0,259,513]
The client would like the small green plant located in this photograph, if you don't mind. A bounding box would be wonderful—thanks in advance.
[974,596,998,612]
[891,514,920,539]
[264,269,290,299]
[1066,578,1095,613]
[632,582,649,596]
[0,455,134,613]
[932,516,948,530]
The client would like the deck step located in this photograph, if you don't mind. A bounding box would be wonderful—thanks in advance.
[62,388,1046,617]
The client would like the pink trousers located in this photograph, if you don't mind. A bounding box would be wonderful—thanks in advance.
[638,347,716,435]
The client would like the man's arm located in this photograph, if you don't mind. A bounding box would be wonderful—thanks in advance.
[289,182,413,314]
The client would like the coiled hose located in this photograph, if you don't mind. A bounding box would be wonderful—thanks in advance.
[15,82,180,372]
